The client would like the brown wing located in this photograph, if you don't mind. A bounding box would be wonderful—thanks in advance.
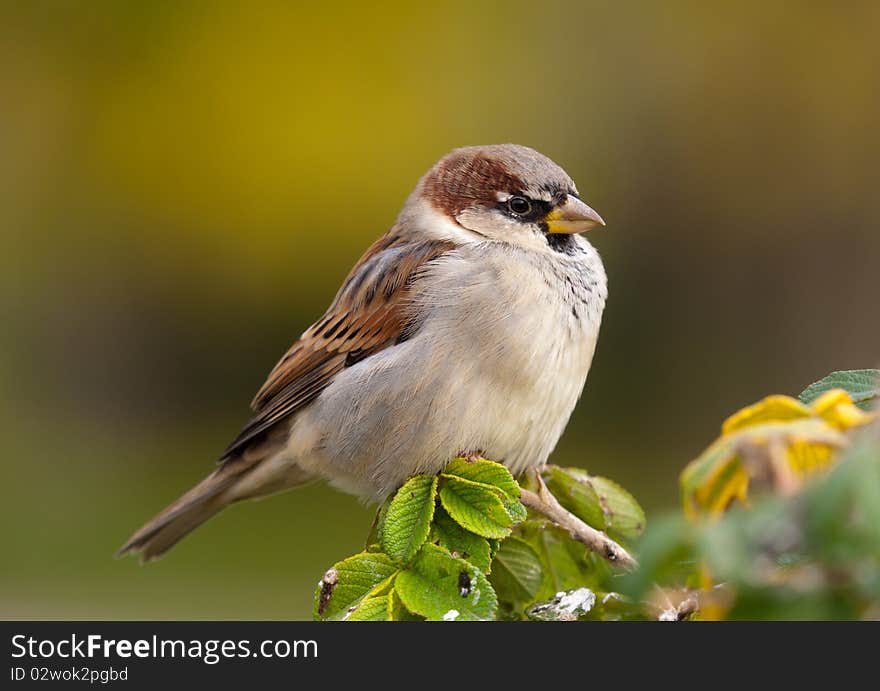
[220,232,456,461]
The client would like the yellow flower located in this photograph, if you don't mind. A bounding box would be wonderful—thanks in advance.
[811,389,875,430]
[681,389,873,517]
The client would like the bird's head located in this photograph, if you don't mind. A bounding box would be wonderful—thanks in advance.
[406,144,604,251]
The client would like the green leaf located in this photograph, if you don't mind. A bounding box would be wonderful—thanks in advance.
[489,536,543,606]
[503,497,528,524]
[543,467,645,541]
[439,475,512,538]
[313,552,399,621]
[395,543,497,621]
[365,496,392,548]
[798,369,880,411]
[488,538,502,560]
[442,458,526,526]
[381,475,437,563]
[431,507,492,573]
[388,588,423,621]
[618,515,698,600]
[346,595,390,621]
[518,520,602,599]
[442,457,520,499]
[590,476,647,542]
[543,466,605,529]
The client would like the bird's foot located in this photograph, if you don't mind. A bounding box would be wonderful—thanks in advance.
[459,450,486,464]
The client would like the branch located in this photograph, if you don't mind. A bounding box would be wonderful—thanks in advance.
[520,470,638,571]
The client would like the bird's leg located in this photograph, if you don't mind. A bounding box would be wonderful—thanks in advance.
[459,450,486,463]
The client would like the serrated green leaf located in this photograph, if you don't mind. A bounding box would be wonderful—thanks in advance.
[431,506,492,573]
[394,543,497,621]
[517,520,602,599]
[798,369,880,411]
[313,552,399,621]
[346,595,390,621]
[543,466,606,530]
[488,538,502,560]
[387,588,423,621]
[590,476,646,541]
[365,496,392,548]
[443,458,520,499]
[545,467,646,541]
[545,466,646,540]
[503,497,528,524]
[381,475,437,563]
[439,475,512,538]
[489,536,543,606]
[441,458,525,527]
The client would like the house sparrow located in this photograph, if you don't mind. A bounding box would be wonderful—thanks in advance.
[119,144,607,560]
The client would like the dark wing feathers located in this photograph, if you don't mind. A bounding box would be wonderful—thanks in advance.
[220,233,455,461]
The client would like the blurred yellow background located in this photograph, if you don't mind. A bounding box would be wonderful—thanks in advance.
[2,1,879,619]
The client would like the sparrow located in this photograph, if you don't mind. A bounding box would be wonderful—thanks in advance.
[119,144,608,561]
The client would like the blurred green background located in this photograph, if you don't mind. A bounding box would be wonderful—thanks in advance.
[2,1,879,619]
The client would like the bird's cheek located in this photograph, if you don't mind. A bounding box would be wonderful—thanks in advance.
[454,208,496,237]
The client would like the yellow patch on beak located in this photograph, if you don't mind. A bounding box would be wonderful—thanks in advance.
[545,195,606,234]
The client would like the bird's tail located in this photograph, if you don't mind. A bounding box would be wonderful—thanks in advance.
[116,467,240,562]
[118,437,315,561]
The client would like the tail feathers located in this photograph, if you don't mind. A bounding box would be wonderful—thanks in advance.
[118,443,316,562]
[117,469,238,562]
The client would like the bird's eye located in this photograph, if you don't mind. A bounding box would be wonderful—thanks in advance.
[507,196,532,216]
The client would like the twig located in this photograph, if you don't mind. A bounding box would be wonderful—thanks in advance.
[520,470,638,570]
[657,592,699,621]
